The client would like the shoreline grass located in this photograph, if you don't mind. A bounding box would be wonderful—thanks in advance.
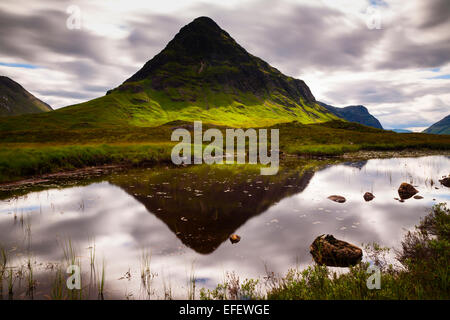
[0,120,449,184]
[200,204,450,300]
[0,143,174,183]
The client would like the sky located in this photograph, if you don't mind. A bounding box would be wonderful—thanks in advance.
[0,0,449,131]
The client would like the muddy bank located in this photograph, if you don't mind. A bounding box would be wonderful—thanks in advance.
[1,149,448,195]
[341,149,450,160]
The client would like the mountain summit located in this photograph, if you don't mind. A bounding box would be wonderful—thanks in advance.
[123,16,316,103]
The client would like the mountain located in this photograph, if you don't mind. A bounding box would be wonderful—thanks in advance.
[0,76,52,117]
[103,16,338,127]
[0,17,337,131]
[423,115,450,135]
[389,129,413,133]
[317,102,383,129]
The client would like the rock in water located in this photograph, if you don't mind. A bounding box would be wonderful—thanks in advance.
[413,195,424,200]
[328,195,346,203]
[229,234,241,244]
[310,234,362,267]
[439,177,450,188]
[363,192,375,202]
[398,183,418,200]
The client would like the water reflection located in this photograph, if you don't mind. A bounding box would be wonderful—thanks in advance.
[0,156,448,299]
[110,165,315,254]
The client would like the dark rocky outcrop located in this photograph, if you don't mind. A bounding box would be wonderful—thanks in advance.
[310,234,363,267]
[398,183,419,200]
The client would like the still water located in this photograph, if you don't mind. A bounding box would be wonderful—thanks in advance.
[0,155,448,299]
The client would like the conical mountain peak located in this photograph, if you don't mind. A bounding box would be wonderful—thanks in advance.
[182,16,223,33]
[125,17,250,83]
[122,17,318,105]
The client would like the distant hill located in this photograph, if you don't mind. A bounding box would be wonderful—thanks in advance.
[423,115,450,135]
[0,16,338,131]
[388,129,413,133]
[317,102,383,129]
[0,76,52,117]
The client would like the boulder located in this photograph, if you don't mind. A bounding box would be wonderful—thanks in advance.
[413,195,424,200]
[363,192,375,202]
[439,177,450,188]
[328,195,346,203]
[229,234,241,244]
[310,234,363,267]
[398,183,418,199]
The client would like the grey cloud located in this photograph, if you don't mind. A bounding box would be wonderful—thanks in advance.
[374,0,450,70]
[184,2,385,76]
[323,78,450,106]
[82,84,111,93]
[36,89,94,100]
[323,81,406,105]
[418,0,450,29]
[124,14,183,62]
[0,8,111,65]
[376,37,450,70]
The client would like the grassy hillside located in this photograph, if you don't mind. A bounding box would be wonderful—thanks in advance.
[0,80,337,131]
[0,76,52,117]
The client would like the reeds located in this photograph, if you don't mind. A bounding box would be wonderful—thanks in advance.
[96,259,105,300]
[187,261,196,300]
[140,250,157,299]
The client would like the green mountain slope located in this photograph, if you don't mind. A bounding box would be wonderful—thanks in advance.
[423,115,450,135]
[0,76,52,117]
[317,101,383,129]
[0,17,337,131]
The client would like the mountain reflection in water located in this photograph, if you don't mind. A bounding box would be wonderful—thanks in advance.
[110,165,315,254]
[0,156,448,298]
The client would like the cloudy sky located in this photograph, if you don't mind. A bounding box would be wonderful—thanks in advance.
[0,0,449,131]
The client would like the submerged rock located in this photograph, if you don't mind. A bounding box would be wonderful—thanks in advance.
[229,234,241,244]
[363,192,375,202]
[310,234,362,267]
[328,195,346,203]
[398,183,418,200]
[439,177,450,188]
